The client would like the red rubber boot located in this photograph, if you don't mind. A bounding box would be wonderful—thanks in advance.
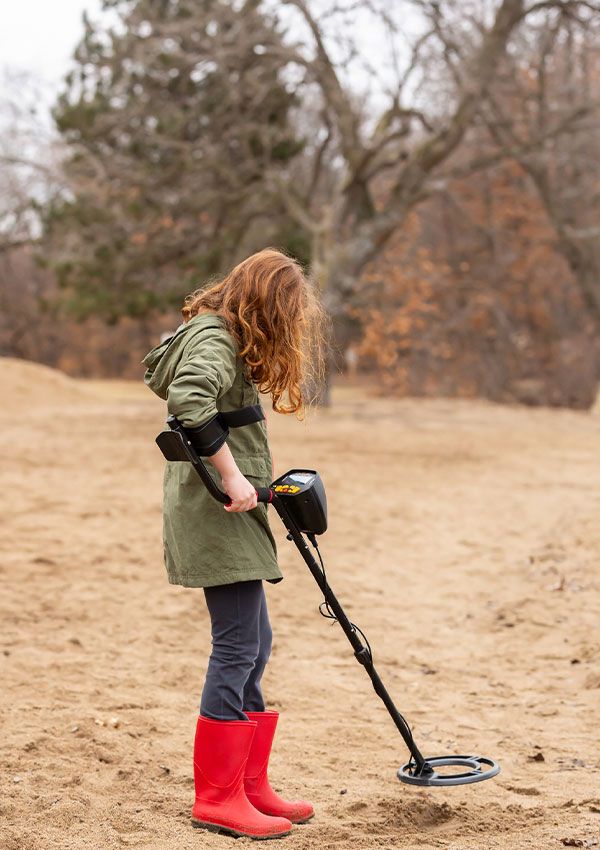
[191,716,292,839]
[244,711,314,824]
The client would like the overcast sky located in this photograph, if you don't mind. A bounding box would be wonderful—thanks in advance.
[0,0,104,90]
[0,0,411,119]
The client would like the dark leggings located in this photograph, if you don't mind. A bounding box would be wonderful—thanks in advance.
[200,580,272,721]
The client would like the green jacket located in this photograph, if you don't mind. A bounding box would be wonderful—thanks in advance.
[142,313,282,588]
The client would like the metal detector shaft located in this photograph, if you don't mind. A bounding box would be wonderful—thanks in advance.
[271,497,428,773]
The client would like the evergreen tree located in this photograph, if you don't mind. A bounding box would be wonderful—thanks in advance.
[44,0,307,321]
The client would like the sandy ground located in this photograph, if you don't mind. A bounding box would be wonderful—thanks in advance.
[1,357,599,850]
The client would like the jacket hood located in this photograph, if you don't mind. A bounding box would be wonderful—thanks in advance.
[141,313,227,400]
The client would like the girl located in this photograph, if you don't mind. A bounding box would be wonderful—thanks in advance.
[142,248,324,839]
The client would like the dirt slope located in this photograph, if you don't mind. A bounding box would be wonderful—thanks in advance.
[1,358,599,850]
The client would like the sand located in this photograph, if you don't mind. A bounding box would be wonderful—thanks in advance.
[1,358,599,850]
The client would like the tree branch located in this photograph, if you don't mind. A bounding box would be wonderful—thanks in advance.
[281,0,363,163]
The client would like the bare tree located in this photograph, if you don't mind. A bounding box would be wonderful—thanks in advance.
[479,7,600,319]
[0,72,67,361]
[262,0,599,318]
[0,70,62,254]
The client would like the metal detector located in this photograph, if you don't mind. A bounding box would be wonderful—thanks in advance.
[155,415,500,788]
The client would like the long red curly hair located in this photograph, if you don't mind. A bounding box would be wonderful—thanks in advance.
[182,248,326,415]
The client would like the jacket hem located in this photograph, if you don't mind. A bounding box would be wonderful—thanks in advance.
[166,568,283,588]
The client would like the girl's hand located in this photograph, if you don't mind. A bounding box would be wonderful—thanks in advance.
[222,469,258,512]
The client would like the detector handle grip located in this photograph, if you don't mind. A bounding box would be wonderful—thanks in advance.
[255,487,274,504]
[216,487,274,507]
[223,487,274,506]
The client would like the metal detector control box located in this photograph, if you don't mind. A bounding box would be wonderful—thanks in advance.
[270,469,328,535]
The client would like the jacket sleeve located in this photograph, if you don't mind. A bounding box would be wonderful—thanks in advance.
[166,328,238,427]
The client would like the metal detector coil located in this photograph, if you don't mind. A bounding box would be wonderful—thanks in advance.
[154,418,500,790]
[398,755,500,787]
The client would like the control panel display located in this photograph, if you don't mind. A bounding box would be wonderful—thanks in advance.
[287,472,314,484]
